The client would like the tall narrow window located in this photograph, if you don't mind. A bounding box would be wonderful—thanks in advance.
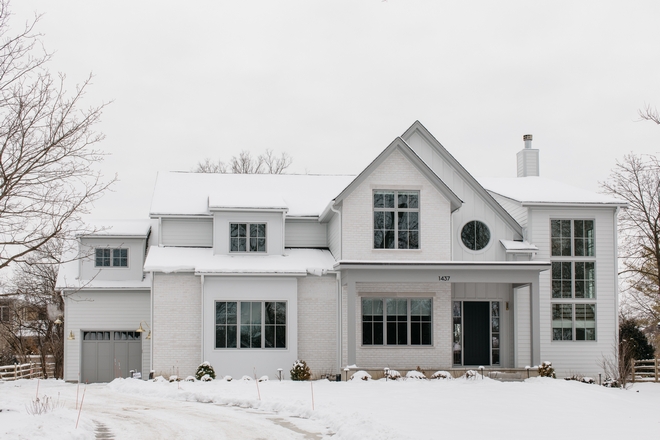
[411,299,432,345]
[386,299,407,345]
[240,302,262,348]
[362,298,384,345]
[215,302,237,348]
[574,220,594,257]
[373,191,419,249]
[552,304,573,341]
[492,302,500,365]
[264,302,286,348]
[452,302,462,365]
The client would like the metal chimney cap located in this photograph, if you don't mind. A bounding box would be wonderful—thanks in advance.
[523,134,533,141]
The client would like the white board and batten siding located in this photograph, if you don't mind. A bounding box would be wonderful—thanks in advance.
[529,206,618,377]
[405,130,521,262]
[284,220,328,248]
[63,290,151,382]
[327,213,341,259]
[161,218,213,247]
[489,193,528,229]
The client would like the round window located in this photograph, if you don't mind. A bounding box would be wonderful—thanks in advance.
[461,221,491,251]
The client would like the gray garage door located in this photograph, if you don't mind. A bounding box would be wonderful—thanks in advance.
[81,331,142,383]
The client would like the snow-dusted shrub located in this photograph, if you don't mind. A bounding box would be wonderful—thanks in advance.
[25,394,63,416]
[290,360,312,381]
[153,375,168,383]
[581,377,595,384]
[406,370,427,380]
[223,375,233,382]
[537,362,556,378]
[241,375,252,381]
[431,371,453,380]
[184,376,196,382]
[258,376,269,382]
[384,369,401,380]
[168,375,179,382]
[200,374,212,382]
[603,377,620,388]
[195,361,216,381]
[350,370,372,381]
[463,370,478,380]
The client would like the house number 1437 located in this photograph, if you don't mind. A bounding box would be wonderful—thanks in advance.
[439,276,450,281]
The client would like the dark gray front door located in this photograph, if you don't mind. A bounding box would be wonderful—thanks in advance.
[463,302,490,366]
[81,331,141,383]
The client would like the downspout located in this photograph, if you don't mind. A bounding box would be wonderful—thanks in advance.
[158,217,162,246]
[201,274,205,365]
[613,207,620,349]
[150,271,154,375]
[329,202,342,371]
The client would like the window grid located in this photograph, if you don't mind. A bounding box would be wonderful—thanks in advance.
[214,301,286,349]
[95,248,128,267]
[552,303,596,341]
[373,191,419,250]
[230,223,266,252]
[362,298,432,346]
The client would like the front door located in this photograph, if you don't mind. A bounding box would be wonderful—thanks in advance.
[463,301,490,366]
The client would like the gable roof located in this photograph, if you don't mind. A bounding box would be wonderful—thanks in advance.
[401,121,523,235]
[332,137,463,212]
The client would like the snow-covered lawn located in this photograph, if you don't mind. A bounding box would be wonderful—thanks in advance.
[1,376,659,439]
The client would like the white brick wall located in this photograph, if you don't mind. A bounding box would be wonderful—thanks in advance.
[346,282,452,370]
[298,276,337,377]
[153,273,201,378]
[341,149,451,261]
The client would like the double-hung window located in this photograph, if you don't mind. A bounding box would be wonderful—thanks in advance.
[215,301,286,349]
[373,190,419,249]
[230,223,266,252]
[550,219,596,341]
[362,298,432,346]
[95,248,128,267]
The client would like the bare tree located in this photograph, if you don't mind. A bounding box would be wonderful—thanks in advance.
[639,103,660,125]
[601,154,660,323]
[0,1,113,271]
[194,149,291,174]
[0,241,63,377]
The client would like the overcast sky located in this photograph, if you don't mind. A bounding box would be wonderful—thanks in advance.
[11,1,660,220]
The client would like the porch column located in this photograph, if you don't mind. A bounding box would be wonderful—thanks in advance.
[531,280,541,366]
[346,277,357,366]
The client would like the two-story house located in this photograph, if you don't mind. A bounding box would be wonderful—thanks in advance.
[57,121,625,382]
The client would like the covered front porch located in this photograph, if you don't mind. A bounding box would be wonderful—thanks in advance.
[334,261,550,372]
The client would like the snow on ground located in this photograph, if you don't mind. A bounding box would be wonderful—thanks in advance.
[2,376,660,439]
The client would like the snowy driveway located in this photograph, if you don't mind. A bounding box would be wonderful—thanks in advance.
[80,384,326,440]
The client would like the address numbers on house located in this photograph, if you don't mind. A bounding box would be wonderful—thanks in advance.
[439,276,450,281]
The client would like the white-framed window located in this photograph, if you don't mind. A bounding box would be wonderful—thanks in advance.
[460,220,491,251]
[551,219,594,257]
[551,219,596,342]
[373,190,419,249]
[552,303,596,341]
[214,301,286,349]
[95,248,128,267]
[230,223,266,252]
[361,298,432,346]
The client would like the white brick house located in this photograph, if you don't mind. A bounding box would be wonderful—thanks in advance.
[57,121,626,382]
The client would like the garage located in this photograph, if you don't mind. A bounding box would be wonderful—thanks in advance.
[81,331,142,383]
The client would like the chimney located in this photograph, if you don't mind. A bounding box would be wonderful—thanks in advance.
[517,134,539,177]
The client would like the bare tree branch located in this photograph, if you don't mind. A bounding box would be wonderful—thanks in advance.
[639,103,660,125]
[0,1,113,271]
[194,149,292,174]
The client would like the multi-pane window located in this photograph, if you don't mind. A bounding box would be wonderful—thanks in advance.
[491,302,500,365]
[551,219,596,341]
[551,261,595,298]
[362,298,432,346]
[551,220,594,257]
[552,304,596,341]
[95,248,128,267]
[214,301,286,349]
[461,221,491,251]
[373,191,419,249]
[230,223,266,252]
[0,305,9,322]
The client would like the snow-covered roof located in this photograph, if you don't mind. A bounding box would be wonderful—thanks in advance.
[56,258,151,290]
[478,176,626,206]
[150,172,356,217]
[143,247,336,275]
[78,219,152,237]
[500,240,539,253]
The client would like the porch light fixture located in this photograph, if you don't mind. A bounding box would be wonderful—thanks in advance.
[136,323,145,333]
[68,331,75,340]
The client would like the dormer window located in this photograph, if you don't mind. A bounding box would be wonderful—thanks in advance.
[230,223,266,252]
[373,190,419,249]
[95,248,128,267]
